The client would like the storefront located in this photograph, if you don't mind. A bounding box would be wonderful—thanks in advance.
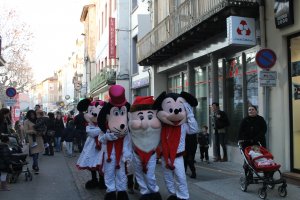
[288,33,300,173]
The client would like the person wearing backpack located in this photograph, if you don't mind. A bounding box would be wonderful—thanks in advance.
[211,102,230,162]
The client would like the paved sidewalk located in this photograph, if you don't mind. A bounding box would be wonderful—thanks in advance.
[66,149,300,200]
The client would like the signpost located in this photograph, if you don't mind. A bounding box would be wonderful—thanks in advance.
[256,49,277,70]
[6,87,17,98]
[259,71,277,87]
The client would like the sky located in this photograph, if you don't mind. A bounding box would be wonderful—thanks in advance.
[0,0,86,82]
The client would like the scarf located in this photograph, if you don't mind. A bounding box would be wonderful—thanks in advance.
[134,146,155,174]
[161,125,181,170]
[106,137,125,169]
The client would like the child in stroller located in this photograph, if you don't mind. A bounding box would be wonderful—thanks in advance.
[238,141,287,199]
[3,134,33,183]
[248,145,277,168]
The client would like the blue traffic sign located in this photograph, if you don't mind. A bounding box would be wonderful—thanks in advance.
[255,49,277,70]
[6,87,17,97]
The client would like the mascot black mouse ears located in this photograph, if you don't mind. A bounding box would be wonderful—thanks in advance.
[77,98,92,112]
[97,85,131,133]
[153,91,198,111]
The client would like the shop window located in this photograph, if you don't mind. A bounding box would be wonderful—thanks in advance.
[290,35,300,172]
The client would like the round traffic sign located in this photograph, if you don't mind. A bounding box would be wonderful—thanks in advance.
[6,87,17,97]
[255,49,277,70]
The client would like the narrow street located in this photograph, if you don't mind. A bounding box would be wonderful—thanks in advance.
[1,146,299,200]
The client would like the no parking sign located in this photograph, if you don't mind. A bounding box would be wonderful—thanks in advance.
[6,87,17,98]
[255,49,277,70]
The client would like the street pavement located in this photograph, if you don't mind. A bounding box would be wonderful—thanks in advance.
[0,145,299,200]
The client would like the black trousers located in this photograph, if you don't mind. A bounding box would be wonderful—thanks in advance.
[215,132,227,159]
[184,134,197,173]
[200,146,209,161]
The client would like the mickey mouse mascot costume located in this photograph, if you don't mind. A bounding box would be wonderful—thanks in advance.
[98,85,132,200]
[129,96,162,200]
[76,98,106,189]
[153,91,199,200]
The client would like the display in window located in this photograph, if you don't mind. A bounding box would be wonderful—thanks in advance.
[292,61,300,77]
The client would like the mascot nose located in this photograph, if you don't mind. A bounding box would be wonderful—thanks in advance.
[174,109,180,114]
[92,113,97,117]
[120,124,125,129]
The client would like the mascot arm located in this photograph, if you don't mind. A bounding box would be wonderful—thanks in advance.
[86,126,100,137]
[122,134,132,162]
[98,130,118,143]
[184,102,200,134]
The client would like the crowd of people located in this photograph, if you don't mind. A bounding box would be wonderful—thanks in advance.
[0,97,268,197]
[0,104,88,191]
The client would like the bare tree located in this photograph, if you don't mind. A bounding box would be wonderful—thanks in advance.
[0,9,34,98]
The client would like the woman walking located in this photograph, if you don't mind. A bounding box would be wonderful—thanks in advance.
[54,112,65,152]
[23,110,44,173]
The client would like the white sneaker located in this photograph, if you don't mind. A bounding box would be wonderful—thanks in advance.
[31,142,38,148]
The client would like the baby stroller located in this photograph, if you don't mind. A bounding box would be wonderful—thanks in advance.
[7,134,32,183]
[238,141,287,199]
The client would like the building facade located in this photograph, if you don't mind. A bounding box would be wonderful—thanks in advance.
[136,0,300,177]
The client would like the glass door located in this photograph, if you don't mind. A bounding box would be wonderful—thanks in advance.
[195,66,209,128]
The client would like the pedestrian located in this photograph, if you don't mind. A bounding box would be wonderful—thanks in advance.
[237,105,267,180]
[54,112,65,152]
[74,110,87,153]
[44,112,55,156]
[0,108,11,135]
[14,120,24,145]
[0,135,12,191]
[197,125,210,163]
[23,110,44,174]
[237,105,267,148]
[62,120,76,157]
[184,129,198,178]
[211,102,230,162]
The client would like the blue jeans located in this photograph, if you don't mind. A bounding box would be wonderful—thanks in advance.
[32,153,39,169]
[55,137,61,152]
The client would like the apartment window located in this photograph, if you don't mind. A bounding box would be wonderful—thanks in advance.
[105,57,108,68]
[102,12,104,33]
[105,3,107,28]
[132,37,138,74]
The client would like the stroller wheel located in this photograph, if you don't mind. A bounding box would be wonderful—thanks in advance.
[240,177,248,192]
[278,186,287,197]
[258,188,267,199]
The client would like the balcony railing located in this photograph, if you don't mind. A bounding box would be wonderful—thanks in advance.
[137,0,258,64]
[90,66,117,93]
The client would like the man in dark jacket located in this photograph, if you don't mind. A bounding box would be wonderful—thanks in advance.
[211,102,230,162]
[0,135,12,191]
[74,111,87,153]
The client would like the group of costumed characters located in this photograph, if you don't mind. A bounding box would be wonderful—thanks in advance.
[75,84,199,200]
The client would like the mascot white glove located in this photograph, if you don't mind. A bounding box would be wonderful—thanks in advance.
[183,102,194,118]
[99,130,118,143]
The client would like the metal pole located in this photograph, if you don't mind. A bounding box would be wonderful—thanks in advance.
[242,53,248,117]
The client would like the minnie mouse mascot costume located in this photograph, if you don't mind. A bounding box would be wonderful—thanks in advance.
[76,98,106,189]
[153,91,199,200]
[97,85,132,200]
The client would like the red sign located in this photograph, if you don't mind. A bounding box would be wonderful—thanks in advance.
[109,17,116,59]
[255,49,277,70]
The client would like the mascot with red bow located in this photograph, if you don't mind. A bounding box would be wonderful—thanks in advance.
[76,98,106,189]
[153,91,199,200]
[98,85,132,200]
[129,96,162,200]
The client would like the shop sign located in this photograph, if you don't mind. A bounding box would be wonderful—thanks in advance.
[274,0,294,29]
[227,16,256,46]
[259,71,277,87]
[109,17,116,59]
[132,77,149,89]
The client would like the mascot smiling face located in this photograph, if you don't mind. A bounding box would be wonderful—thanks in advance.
[153,91,198,126]
[98,85,130,137]
[129,96,161,153]
[85,100,105,124]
